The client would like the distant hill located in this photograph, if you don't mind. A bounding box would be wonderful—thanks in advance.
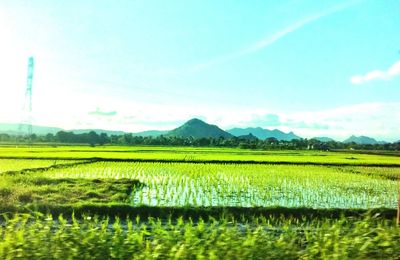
[237,133,258,141]
[343,135,378,144]
[71,129,170,137]
[0,123,171,137]
[227,127,301,141]
[0,123,62,135]
[71,129,126,136]
[132,130,169,137]
[168,118,232,138]
[1,122,396,144]
[312,137,335,142]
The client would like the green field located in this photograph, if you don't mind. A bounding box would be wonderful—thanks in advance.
[1,146,399,165]
[0,146,399,259]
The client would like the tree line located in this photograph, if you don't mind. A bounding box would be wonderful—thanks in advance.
[0,131,399,151]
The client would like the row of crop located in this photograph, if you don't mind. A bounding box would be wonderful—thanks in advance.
[37,162,398,209]
[1,147,400,165]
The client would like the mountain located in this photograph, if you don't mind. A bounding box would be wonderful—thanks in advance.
[343,135,378,144]
[168,118,232,138]
[0,123,62,135]
[227,127,301,141]
[312,137,335,142]
[237,133,258,141]
[132,130,169,137]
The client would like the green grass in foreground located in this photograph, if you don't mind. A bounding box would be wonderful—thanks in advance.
[0,176,141,207]
[0,213,399,259]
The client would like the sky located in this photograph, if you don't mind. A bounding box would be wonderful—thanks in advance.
[0,0,399,141]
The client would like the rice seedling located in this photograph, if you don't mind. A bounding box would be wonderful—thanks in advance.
[0,146,398,165]
[38,162,398,209]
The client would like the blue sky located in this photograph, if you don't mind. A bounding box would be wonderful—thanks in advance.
[0,0,399,141]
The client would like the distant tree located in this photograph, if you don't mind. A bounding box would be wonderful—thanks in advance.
[266,137,279,144]
[0,133,11,142]
[98,133,109,145]
[394,142,400,151]
[44,133,55,142]
[56,131,72,143]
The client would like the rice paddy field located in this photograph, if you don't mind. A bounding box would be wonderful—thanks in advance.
[0,146,399,259]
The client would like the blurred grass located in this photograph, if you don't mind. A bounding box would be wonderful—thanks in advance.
[0,213,399,259]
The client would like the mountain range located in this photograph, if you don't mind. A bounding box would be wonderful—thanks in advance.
[227,127,301,141]
[343,135,386,145]
[0,119,396,144]
[311,137,336,142]
[0,123,62,135]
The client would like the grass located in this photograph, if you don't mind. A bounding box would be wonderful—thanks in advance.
[0,176,142,207]
[0,159,85,173]
[0,213,399,259]
[0,204,396,220]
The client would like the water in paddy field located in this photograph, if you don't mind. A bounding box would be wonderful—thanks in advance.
[128,167,397,209]
[39,162,398,209]
[130,181,397,209]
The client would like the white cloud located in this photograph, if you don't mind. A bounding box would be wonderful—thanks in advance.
[388,60,400,76]
[278,102,400,142]
[224,102,399,142]
[350,60,400,84]
[149,102,399,142]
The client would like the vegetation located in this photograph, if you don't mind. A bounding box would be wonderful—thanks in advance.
[0,175,141,207]
[0,146,399,165]
[0,214,399,259]
[0,146,399,258]
[31,162,398,209]
[0,159,83,173]
[1,130,399,150]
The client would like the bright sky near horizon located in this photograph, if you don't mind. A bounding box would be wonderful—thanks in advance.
[0,0,399,141]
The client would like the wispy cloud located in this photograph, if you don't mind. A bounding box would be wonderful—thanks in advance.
[88,107,117,117]
[249,114,281,127]
[350,60,400,84]
[191,0,361,72]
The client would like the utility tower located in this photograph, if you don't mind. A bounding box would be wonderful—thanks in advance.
[19,57,34,138]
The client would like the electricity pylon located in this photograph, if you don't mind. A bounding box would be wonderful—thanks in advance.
[19,57,34,140]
